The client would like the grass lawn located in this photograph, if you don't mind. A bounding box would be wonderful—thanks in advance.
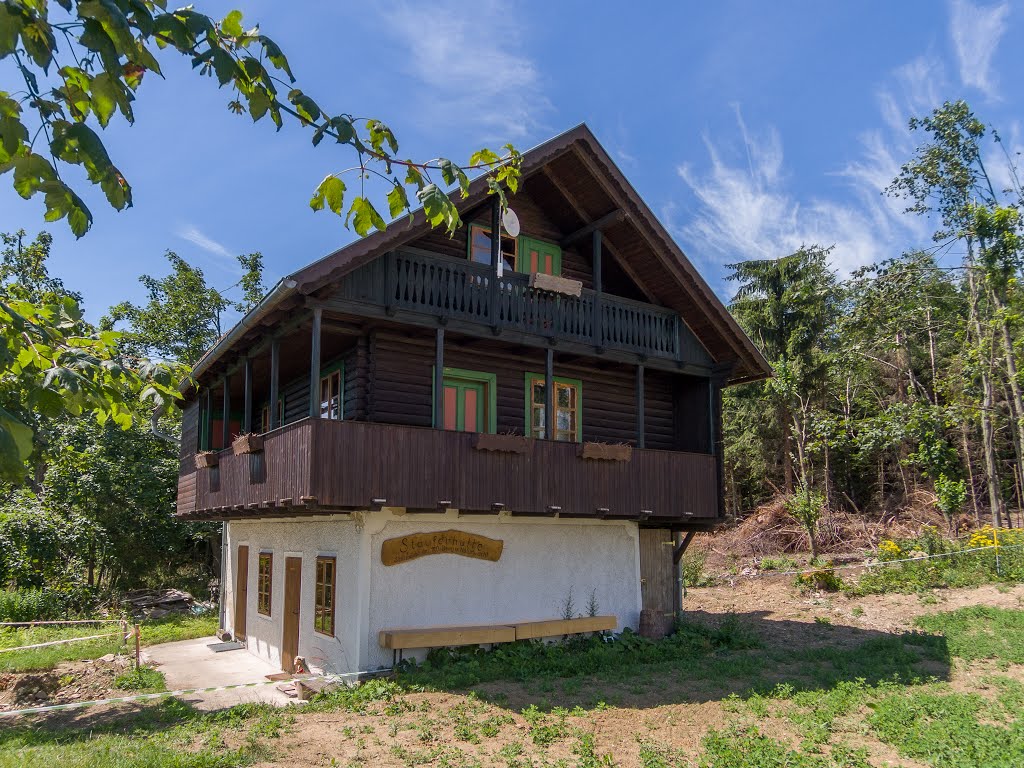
[0,602,1021,767]
[0,612,219,673]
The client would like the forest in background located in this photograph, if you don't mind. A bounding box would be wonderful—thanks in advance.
[1,98,1022,613]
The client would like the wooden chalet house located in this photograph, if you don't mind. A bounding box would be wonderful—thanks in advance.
[175,125,770,675]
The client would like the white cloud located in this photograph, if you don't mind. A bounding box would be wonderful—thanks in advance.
[381,1,548,142]
[949,0,1011,99]
[676,105,916,277]
[177,225,236,267]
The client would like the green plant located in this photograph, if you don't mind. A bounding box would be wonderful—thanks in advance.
[587,589,600,618]
[759,556,798,572]
[682,549,716,587]
[795,568,844,592]
[561,587,577,621]
[113,665,166,692]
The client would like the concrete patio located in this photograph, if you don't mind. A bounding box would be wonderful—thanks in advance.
[143,636,297,710]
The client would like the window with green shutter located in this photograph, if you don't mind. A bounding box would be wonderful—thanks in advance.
[518,236,562,276]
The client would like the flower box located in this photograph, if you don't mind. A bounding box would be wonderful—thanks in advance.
[578,442,633,462]
[232,433,264,455]
[473,433,529,454]
[194,451,219,469]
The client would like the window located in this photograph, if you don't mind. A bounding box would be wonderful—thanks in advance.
[525,374,582,442]
[257,553,273,616]
[314,556,336,636]
[433,368,497,434]
[260,400,284,433]
[320,366,343,420]
[469,223,517,272]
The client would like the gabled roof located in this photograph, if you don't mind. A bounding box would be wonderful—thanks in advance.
[192,124,771,385]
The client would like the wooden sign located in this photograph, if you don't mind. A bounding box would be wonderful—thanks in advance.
[381,530,503,566]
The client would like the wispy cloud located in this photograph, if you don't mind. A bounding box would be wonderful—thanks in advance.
[380,0,548,142]
[949,0,1011,99]
[177,225,236,268]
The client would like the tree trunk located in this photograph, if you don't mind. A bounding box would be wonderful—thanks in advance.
[781,408,794,494]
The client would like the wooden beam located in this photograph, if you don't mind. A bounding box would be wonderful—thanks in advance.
[202,387,212,450]
[309,307,322,419]
[489,196,500,330]
[545,347,554,440]
[243,356,253,434]
[673,530,696,563]
[221,374,230,448]
[559,209,625,247]
[269,337,280,430]
[540,165,657,302]
[434,327,445,429]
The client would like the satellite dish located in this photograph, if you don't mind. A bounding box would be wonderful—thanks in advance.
[502,207,521,237]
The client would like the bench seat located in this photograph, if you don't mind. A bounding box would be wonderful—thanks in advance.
[513,615,617,640]
[378,615,617,654]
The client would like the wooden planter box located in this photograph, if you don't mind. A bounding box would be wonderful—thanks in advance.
[232,434,264,455]
[473,433,529,454]
[194,452,219,469]
[578,442,633,462]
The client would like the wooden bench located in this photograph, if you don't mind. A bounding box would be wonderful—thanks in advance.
[379,615,617,665]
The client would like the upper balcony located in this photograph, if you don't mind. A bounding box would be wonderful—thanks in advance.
[177,418,719,526]
[324,248,715,372]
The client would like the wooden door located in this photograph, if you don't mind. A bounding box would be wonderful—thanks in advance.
[639,528,675,616]
[442,379,486,432]
[234,545,249,641]
[281,556,302,673]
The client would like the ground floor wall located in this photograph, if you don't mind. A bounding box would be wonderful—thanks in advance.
[222,511,642,674]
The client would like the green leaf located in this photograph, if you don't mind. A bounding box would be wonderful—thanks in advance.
[310,175,345,215]
[258,35,293,81]
[469,148,501,167]
[387,183,409,219]
[220,9,244,37]
[367,120,398,155]
[287,89,321,124]
[90,72,119,127]
[0,407,33,482]
[12,152,57,199]
[439,158,470,196]
[248,86,270,121]
[417,183,461,234]
[0,4,26,58]
[345,196,386,236]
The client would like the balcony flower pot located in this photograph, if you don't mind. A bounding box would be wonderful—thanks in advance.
[232,433,264,455]
[473,433,529,454]
[578,442,632,462]
[194,451,219,469]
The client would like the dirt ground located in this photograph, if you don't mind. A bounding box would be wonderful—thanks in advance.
[0,653,133,711]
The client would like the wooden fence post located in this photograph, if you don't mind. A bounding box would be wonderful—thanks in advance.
[134,624,141,669]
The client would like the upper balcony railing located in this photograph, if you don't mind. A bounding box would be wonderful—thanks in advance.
[335,249,713,366]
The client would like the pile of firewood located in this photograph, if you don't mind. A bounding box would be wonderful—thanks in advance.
[123,589,213,619]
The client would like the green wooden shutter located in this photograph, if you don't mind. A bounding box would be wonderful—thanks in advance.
[517,237,562,276]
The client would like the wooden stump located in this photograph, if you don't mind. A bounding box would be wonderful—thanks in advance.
[638,608,671,640]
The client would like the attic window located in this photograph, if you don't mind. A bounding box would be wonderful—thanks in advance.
[469,224,517,272]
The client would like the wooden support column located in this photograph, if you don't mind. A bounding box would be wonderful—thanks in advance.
[242,357,253,434]
[545,347,554,441]
[434,327,445,429]
[636,363,645,449]
[309,307,322,419]
[592,230,603,348]
[221,375,230,449]
[202,387,212,450]
[269,338,280,429]
[489,196,500,331]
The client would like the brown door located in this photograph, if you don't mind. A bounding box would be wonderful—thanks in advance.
[639,528,675,616]
[234,545,249,641]
[281,556,302,673]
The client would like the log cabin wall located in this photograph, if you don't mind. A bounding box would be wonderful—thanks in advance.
[365,329,688,449]
[180,400,200,470]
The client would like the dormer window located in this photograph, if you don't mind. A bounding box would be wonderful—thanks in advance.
[468,223,563,277]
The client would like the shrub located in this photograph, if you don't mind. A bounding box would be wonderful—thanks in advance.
[113,666,165,691]
[0,589,64,622]
[681,549,716,587]
[795,567,844,592]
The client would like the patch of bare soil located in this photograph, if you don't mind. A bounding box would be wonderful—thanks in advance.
[683,577,1024,638]
[0,653,133,711]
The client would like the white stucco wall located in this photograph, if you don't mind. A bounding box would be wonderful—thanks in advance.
[364,513,641,669]
[224,518,361,674]
[223,511,641,674]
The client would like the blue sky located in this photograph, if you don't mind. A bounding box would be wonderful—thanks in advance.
[2,0,1021,322]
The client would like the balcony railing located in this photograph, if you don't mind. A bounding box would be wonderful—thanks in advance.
[180,419,719,524]
[335,249,713,365]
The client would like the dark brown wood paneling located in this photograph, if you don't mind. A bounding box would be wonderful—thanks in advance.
[176,471,197,514]
[639,528,675,615]
[282,556,301,673]
[234,545,249,640]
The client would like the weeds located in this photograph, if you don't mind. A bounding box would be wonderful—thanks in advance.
[113,665,166,692]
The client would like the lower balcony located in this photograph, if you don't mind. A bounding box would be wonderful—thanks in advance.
[177,418,719,526]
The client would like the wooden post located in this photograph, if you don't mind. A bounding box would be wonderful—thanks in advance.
[243,356,253,434]
[269,338,280,429]
[636,364,645,449]
[545,347,554,441]
[134,623,141,670]
[221,375,230,449]
[489,196,500,330]
[309,307,322,419]
[202,387,212,450]
[592,230,603,348]
[435,327,445,428]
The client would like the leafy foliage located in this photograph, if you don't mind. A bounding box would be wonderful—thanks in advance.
[1,2,520,238]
